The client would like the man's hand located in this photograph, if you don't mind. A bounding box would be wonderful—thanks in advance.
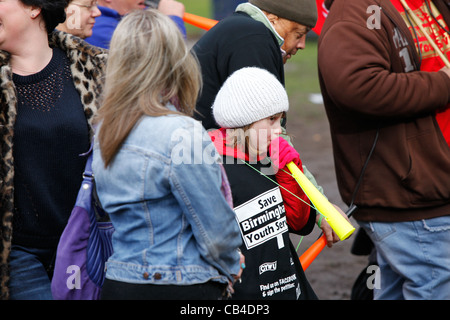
[440,66,450,79]
[158,0,185,18]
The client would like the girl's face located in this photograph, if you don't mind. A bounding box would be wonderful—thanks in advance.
[64,0,101,39]
[248,113,283,156]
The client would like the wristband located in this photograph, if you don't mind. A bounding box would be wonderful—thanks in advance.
[317,215,324,228]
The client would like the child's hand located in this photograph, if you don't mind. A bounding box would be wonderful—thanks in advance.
[269,137,301,171]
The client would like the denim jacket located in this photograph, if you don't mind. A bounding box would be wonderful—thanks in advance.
[92,110,242,285]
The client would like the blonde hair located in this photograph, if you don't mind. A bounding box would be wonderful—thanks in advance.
[96,9,202,167]
[225,125,255,156]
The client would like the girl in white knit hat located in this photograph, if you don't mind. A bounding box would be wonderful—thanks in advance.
[209,67,318,300]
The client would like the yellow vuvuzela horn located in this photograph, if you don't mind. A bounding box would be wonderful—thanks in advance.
[286,162,355,240]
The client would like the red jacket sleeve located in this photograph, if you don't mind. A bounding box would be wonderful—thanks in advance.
[276,163,311,232]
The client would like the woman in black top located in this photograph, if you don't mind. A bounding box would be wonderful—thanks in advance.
[0,0,107,300]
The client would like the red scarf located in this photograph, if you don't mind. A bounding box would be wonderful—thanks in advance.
[391,0,450,145]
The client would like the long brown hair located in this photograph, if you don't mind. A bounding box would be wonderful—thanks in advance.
[95,9,202,167]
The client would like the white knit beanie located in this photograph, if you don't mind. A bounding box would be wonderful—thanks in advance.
[212,67,289,128]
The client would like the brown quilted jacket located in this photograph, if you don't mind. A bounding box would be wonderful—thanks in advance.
[318,0,450,222]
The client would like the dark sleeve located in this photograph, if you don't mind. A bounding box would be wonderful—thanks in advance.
[220,32,284,84]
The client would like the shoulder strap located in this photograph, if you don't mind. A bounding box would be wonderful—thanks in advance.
[81,143,94,178]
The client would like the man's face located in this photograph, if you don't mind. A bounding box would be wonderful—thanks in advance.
[273,18,310,64]
[113,0,146,15]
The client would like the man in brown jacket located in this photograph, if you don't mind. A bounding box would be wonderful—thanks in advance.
[318,0,450,299]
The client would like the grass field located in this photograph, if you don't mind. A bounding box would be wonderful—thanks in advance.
[179,0,212,18]
[284,39,323,120]
[178,0,213,36]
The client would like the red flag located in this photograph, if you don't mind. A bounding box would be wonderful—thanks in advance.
[312,0,329,35]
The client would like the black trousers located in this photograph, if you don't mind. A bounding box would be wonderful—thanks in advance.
[101,278,227,300]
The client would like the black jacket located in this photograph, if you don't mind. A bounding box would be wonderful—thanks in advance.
[192,11,284,130]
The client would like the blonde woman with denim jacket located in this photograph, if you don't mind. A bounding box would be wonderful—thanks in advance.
[92,9,243,300]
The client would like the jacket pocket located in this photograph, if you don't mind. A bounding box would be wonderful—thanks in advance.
[401,130,450,206]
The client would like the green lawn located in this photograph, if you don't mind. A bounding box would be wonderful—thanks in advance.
[178,0,213,36]
[179,0,212,17]
[284,39,323,120]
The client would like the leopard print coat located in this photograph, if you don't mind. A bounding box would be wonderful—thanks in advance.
[0,30,107,299]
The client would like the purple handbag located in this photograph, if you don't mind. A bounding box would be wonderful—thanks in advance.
[51,151,114,300]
